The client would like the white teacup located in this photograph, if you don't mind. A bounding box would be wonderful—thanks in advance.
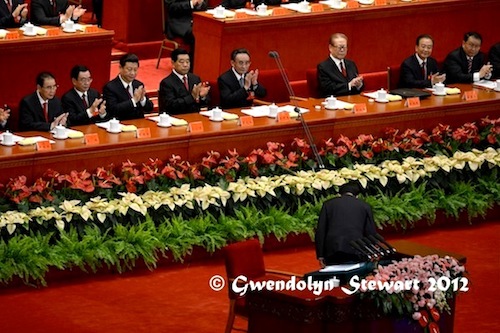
[55,125,67,138]
[2,131,13,145]
[109,118,120,132]
[325,96,337,109]
[212,107,223,120]
[159,113,170,126]
[269,103,279,117]
[214,5,225,17]
[435,82,445,94]
[377,89,387,101]
[332,0,341,6]
[25,22,35,35]
[496,79,500,91]
[65,20,74,31]
[256,4,267,14]
[298,1,309,11]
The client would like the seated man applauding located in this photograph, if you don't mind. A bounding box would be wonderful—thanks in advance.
[0,1,28,28]
[31,0,86,26]
[0,105,11,129]
[218,48,266,109]
[158,48,210,115]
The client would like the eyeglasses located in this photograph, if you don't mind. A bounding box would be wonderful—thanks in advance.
[78,77,93,83]
[331,45,348,51]
[465,42,481,49]
[235,61,251,66]
[42,84,59,90]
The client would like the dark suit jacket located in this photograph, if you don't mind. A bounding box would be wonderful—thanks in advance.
[31,0,72,26]
[0,0,25,28]
[62,88,108,125]
[443,47,487,84]
[18,92,65,132]
[165,0,206,41]
[158,72,209,115]
[489,42,500,80]
[102,77,154,121]
[218,69,267,109]
[317,57,363,97]
[315,195,376,264]
[399,54,440,88]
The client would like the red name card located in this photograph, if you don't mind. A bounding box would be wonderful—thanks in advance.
[272,7,288,16]
[353,103,367,113]
[136,127,151,139]
[346,1,360,9]
[46,29,60,36]
[84,25,99,33]
[277,111,291,123]
[311,3,324,12]
[189,121,204,133]
[239,115,254,127]
[5,32,20,40]
[462,90,478,101]
[36,140,52,151]
[234,12,249,19]
[84,133,100,145]
[405,97,421,108]
[375,0,387,5]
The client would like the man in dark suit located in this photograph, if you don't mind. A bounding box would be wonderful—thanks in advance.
[19,72,69,132]
[399,34,446,89]
[165,0,207,69]
[0,0,27,28]
[103,54,154,120]
[488,42,500,80]
[31,0,85,26]
[315,182,377,266]
[317,33,364,97]
[0,106,11,129]
[218,48,267,109]
[443,31,493,84]
[158,48,210,115]
[62,65,107,126]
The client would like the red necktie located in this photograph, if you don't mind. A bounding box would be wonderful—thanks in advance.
[340,61,347,77]
[6,0,12,12]
[183,76,189,90]
[43,102,49,122]
[51,0,57,15]
[421,61,427,79]
[82,93,88,108]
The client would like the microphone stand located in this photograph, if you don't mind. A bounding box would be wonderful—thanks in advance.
[268,51,325,170]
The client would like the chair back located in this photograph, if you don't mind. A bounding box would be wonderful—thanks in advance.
[388,65,401,90]
[361,70,389,91]
[224,239,266,282]
[256,69,290,103]
[208,80,220,108]
[306,68,320,98]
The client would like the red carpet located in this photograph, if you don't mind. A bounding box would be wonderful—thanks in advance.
[0,222,498,332]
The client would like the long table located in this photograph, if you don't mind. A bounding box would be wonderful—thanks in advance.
[0,84,498,184]
[193,0,500,81]
[0,26,114,131]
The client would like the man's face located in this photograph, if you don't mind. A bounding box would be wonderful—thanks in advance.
[119,61,138,83]
[231,53,251,75]
[462,36,481,58]
[38,77,57,100]
[329,37,348,60]
[415,37,433,60]
[72,70,92,92]
[172,54,191,75]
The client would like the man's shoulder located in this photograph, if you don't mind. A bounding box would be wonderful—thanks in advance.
[104,76,121,90]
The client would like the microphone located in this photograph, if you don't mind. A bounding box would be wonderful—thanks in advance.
[349,240,372,260]
[268,50,325,170]
[363,237,386,257]
[373,234,397,253]
[367,235,392,255]
[355,239,378,259]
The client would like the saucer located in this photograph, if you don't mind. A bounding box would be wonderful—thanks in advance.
[375,99,389,103]
[63,28,76,33]
[358,0,374,4]
[107,128,122,133]
[494,88,500,92]
[0,141,16,146]
[324,105,338,110]
[213,14,225,19]
[256,11,270,16]
[157,122,172,128]
[331,3,347,9]
[23,30,37,36]
[53,134,68,140]
[209,117,224,122]
[433,91,447,96]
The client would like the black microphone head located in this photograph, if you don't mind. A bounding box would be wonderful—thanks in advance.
[268,51,279,59]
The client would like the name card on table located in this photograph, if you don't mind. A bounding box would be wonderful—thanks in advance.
[405,97,421,108]
[462,90,478,101]
[311,4,324,12]
[36,140,52,151]
[277,111,291,122]
[234,12,249,19]
[375,0,387,5]
[5,32,20,40]
[189,121,204,133]
[84,25,99,33]
[136,127,151,139]
[46,29,60,36]
[84,133,100,145]
[239,115,254,127]
[353,103,367,113]
[346,1,360,9]
[272,7,288,16]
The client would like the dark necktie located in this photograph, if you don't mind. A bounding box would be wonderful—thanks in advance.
[50,0,57,15]
[43,102,49,122]
[183,76,189,91]
[239,76,244,88]
[6,0,12,13]
[421,61,427,79]
[340,61,347,77]
[82,93,88,109]
[126,84,133,98]
[467,58,473,74]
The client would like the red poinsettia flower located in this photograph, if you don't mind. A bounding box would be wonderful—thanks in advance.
[429,321,440,333]
[418,309,430,328]
[430,307,440,322]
